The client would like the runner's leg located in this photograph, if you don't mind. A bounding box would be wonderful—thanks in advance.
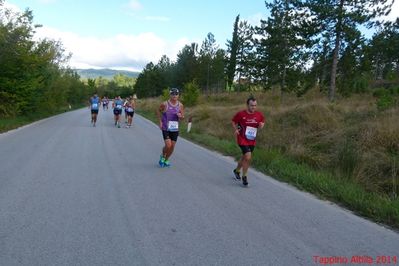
[241,152,252,177]
[164,141,176,160]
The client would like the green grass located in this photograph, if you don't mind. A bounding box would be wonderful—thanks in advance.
[137,109,399,229]
[0,116,33,133]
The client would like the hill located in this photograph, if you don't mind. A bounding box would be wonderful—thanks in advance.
[75,68,140,79]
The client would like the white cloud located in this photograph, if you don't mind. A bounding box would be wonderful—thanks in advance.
[246,13,267,27]
[2,1,22,13]
[33,26,192,71]
[386,0,399,21]
[127,0,142,12]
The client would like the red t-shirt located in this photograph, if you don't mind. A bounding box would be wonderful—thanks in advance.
[232,110,265,146]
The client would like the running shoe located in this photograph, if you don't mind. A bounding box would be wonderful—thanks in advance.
[242,176,248,186]
[233,169,241,180]
[164,160,171,167]
[159,155,166,167]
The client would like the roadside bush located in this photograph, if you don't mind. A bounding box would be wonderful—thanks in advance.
[377,94,396,111]
[182,81,200,107]
[373,88,397,111]
[0,92,18,118]
[162,88,170,101]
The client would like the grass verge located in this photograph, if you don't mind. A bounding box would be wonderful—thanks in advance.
[137,109,399,230]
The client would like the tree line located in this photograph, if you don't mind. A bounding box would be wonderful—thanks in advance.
[0,2,90,118]
[85,74,135,100]
[134,0,399,101]
[0,2,136,118]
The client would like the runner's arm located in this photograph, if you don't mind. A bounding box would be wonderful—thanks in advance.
[157,103,166,129]
[177,103,185,120]
[231,121,240,136]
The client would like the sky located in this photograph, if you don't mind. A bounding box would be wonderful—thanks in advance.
[3,0,399,72]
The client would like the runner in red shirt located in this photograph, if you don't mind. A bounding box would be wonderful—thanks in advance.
[231,96,265,186]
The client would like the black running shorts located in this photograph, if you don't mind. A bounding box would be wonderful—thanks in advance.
[113,109,121,115]
[91,109,99,114]
[126,111,134,117]
[239,145,255,154]
[162,130,179,142]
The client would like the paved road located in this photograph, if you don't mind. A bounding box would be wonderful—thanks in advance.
[0,107,398,266]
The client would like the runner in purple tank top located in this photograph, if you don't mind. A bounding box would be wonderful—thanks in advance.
[156,88,185,167]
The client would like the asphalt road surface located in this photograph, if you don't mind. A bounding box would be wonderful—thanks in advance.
[1,107,398,266]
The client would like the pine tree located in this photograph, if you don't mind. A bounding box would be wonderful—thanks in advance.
[255,0,306,95]
[299,0,394,101]
[226,15,240,91]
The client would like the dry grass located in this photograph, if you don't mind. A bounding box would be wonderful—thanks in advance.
[138,91,399,197]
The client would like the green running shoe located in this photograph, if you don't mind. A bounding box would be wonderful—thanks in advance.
[164,160,171,167]
[159,155,166,167]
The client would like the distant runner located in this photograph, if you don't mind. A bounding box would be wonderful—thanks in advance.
[157,88,184,167]
[123,97,129,124]
[102,96,108,111]
[125,96,136,128]
[89,93,100,127]
[113,96,123,128]
[232,96,265,186]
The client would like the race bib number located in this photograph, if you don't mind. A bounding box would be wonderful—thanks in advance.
[127,107,134,112]
[245,126,257,140]
[168,121,179,132]
[116,104,122,109]
[91,103,98,109]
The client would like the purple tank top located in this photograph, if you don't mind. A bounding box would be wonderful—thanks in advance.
[162,101,180,131]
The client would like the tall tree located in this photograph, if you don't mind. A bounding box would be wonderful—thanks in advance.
[299,0,394,101]
[174,43,198,88]
[337,27,368,94]
[255,0,306,94]
[212,49,227,93]
[226,16,256,91]
[236,20,255,89]
[368,18,399,81]
[226,15,240,90]
[198,32,219,92]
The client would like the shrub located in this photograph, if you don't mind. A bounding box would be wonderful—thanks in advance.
[182,81,200,107]
[373,87,397,111]
[376,94,396,111]
[372,87,388,98]
[162,88,170,101]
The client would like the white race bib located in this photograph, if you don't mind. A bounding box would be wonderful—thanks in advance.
[245,126,257,140]
[91,103,98,109]
[116,104,122,109]
[127,107,134,112]
[168,121,179,132]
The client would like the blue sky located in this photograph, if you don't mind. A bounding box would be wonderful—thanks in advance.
[3,0,399,72]
[4,0,268,71]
